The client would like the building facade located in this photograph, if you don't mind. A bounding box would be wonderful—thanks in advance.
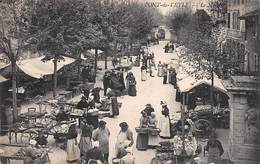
[226,0,260,75]
[225,1,260,163]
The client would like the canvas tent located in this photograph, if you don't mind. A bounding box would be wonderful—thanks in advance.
[177,74,227,94]
[0,75,8,83]
[17,56,75,79]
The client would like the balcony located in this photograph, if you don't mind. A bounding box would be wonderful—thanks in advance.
[227,29,246,41]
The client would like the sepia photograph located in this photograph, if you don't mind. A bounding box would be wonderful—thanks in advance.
[0,0,259,163]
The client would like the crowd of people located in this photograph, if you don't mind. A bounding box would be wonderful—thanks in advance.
[63,42,226,164]
[64,120,135,164]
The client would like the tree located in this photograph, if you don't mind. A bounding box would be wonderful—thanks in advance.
[208,0,227,19]
[165,8,192,41]
[24,0,102,97]
[178,10,239,109]
[0,0,30,121]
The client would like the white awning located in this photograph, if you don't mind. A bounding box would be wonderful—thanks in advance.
[17,56,75,79]
[0,75,8,83]
[177,74,227,94]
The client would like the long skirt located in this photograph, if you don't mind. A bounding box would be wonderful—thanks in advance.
[128,85,136,96]
[150,66,156,77]
[136,133,148,150]
[168,72,173,84]
[67,139,80,162]
[148,135,160,146]
[111,97,119,116]
[159,116,171,138]
[157,67,163,77]
[79,137,92,156]
[141,70,147,81]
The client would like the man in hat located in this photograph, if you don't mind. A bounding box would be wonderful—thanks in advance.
[205,132,224,164]
[116,122,134,158]
[144,104,155,116]
[92,120,110,163]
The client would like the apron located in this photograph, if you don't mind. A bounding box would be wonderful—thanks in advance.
[115,131,128,157]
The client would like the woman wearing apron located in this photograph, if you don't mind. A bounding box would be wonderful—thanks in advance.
[115,122,134,158]
[157,61,163,77]
[141,64,147,81]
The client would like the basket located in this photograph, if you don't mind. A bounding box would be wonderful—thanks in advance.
[148,128,161,136]
[135,127,148,134]
[87,109,99,116]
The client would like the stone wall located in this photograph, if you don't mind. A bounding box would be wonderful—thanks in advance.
[229,91,260,164]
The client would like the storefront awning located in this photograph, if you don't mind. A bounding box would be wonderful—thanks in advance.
[17,56,75,79]
[239,9,260,19]
[0,75,8,83]
[177,74,227,94]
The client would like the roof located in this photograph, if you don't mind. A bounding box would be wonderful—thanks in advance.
[0,75,8,83]
[17,56,75,79]
[239,9,260,19]
[177,74,227,94]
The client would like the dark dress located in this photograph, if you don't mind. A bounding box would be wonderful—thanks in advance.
[128,77,137,96]
[111,96,119,116]
[76,100,88,109]
[118,72,126,91]
[136,116,149,150]
[103,75,110,96]
[92,88,101,103]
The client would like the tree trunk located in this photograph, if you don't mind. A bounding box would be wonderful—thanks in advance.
[210,71,214,110]
[104,48,108,69]
[11,58,18,122]
[181,93,187,155]
[94,48,98,83]
[77,52,81,81]
[53,59,58,98]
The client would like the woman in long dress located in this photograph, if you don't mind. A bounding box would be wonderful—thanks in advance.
[148,112,160,147]
[136,111,149,150]
[127,73,137,96]
[150,60,157,77]
[79,124,93,158]
[66,124,80,163]
[141,65,147,81]
[158,103,171,138]
[157,61,163,77]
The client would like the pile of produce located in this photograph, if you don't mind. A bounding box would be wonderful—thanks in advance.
[156,141,174,153]
[156,152,175,161]
[50,124,69,134]
[172,136,197,156]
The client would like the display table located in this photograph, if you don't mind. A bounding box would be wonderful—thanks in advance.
[0,144,50,164]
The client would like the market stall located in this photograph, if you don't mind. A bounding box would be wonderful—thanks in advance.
[0,144,50,164]
[115,56,133,71]
[151,138,200,164]
[176,74,229,138]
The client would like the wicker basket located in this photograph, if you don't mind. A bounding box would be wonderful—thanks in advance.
[135,127,148,134]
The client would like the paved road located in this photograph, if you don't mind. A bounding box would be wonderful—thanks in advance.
[99,41,181,163]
